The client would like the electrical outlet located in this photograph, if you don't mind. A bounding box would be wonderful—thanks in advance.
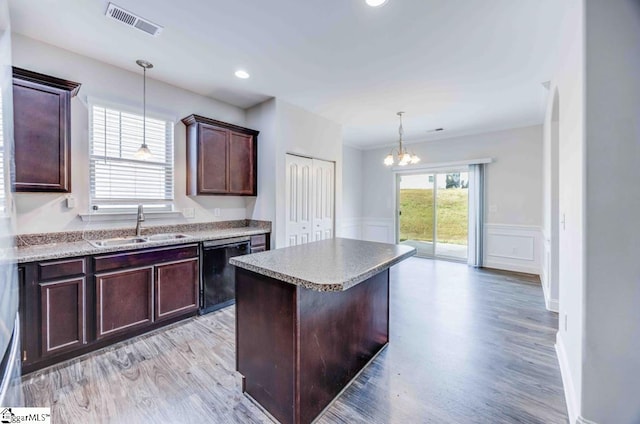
[182,208,195,219]
[489,204,497,213]
[214,208,221,217]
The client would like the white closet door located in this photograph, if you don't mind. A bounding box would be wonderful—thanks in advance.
[285,155,313,246]
[312,159,335,241]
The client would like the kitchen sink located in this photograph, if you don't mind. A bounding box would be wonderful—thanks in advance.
[88,237,149,248]
[88,233,192,248]
[145,233,192,241]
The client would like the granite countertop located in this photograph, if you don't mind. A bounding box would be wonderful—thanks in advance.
[230,238,416,292]
[15,221,270,263]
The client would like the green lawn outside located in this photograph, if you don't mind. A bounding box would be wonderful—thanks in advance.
[399,188,468,245]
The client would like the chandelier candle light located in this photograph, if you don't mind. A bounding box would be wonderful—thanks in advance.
[135,59,153,160]
[383,112,420,166]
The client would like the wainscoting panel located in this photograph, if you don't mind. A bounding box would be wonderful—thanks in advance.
[484,224,542,275]
[337,218,363,240]
[362,218,395,244]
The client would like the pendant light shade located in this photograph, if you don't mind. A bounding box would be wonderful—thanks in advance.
[383,112,420,166]
[135,59,153,160]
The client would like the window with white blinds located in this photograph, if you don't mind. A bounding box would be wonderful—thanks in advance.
[90,104,174,211]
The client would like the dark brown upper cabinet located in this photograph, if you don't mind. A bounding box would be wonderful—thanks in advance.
[12,67,81,192]
[182,114,258,196]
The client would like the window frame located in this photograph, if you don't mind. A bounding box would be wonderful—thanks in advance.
[88,102,175,214]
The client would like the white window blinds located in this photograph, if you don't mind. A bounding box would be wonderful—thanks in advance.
[90,104,174,209]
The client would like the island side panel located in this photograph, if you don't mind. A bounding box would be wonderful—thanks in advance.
[296,269,390,424]
[236,268,297,424]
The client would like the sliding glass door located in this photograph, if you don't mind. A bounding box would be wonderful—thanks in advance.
[397,170,469,261]
[397,173,435,257]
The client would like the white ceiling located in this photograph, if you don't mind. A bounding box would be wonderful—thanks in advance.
[8,0,564,148]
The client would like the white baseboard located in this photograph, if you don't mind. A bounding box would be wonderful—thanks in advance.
[556,334,580,424]
[484,224,542,275]
[541,273,560,312]
[483,259,540,275]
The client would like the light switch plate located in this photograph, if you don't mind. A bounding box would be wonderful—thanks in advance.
[66,196,76,208]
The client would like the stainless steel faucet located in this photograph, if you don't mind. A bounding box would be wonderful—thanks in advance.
[135,204,145,236]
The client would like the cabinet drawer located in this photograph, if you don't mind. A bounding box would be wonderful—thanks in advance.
[38,258,85,281]
[250,246,266,254]
[250,234,266,247]
[94,244,199,273]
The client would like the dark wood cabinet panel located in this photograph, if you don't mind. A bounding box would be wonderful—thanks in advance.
[250,234,269,253]
[38,258,85,281]
[155,258,199,322]
[229,132,254,194]
[39,277,85,356]
[182,114,258,196]
[96,267,153,340]
[94,244,198,273]
[199,126,229,193]
[12,67,80,192]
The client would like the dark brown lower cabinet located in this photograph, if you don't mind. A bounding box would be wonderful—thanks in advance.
[96,267,153,340]
[250,234,269,253]
[155,258,199,322]
[39,277,85,356]
[20,243,202,374]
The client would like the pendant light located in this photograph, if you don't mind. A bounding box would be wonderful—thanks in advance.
[134,59,153,160]
[383,112,420,166]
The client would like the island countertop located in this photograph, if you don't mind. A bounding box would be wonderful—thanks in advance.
[229,237,416,292]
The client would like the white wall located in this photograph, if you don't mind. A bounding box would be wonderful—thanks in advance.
[581,1,640,422]
[339,145,363,239]
[247,99,342,248]
[12,34,249,234]
[245,98,277,239]
[361,125,543,273]
[541,89,560,312]
[546,1,586,422]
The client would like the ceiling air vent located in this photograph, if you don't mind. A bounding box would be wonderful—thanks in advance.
[105,3,163,37]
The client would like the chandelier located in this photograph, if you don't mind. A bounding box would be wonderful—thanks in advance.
[383,112,420,166]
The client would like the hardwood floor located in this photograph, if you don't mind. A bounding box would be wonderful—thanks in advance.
[20,258,568,423]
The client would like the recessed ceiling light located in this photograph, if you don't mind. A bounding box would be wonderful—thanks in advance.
[366,0,388,7]
[235,70,250,79]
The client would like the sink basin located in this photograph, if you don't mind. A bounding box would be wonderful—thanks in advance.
[145,233,192,241]
[88,237,149,248]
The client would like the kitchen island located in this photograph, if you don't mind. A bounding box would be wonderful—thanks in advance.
[230,238,415,424]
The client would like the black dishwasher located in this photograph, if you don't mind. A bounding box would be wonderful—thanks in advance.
[200,237,251,314]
